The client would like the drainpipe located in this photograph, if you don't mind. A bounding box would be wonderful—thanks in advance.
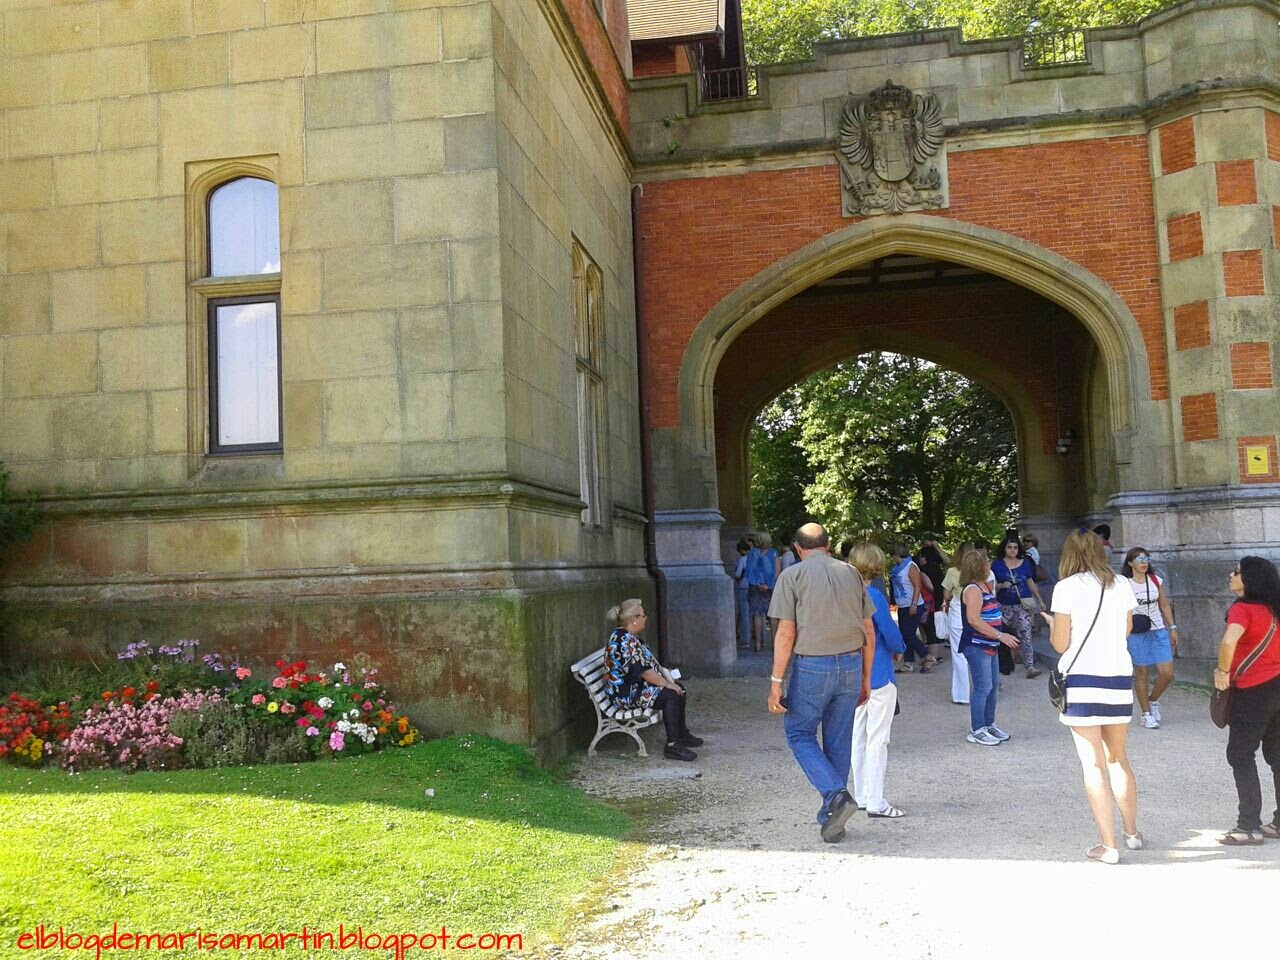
[631,184,670,663]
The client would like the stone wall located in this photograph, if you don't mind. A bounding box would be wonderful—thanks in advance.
[0,0,647,761]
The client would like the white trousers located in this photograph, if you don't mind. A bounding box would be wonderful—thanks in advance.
[948,602,971,704]
[852,682,898,813]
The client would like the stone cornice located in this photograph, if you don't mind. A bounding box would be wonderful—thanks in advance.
[28,474,645,524]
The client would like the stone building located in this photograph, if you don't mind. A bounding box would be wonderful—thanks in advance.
[1,0,1279,756]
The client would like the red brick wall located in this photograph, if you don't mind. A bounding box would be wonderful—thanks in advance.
[560,0,629,132]
[1180,392,1219,442]
[1159,117,1196,174]
[633,44,680,78]
[636,136,1165,429]
[1166,212,1203,261]
[1216,160,1257,205]
[1223,249,1265,296]
[1266,111,1280,162]
[1173,301,1211,350]
[1230,341,1274,389]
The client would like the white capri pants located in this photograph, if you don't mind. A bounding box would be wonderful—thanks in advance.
[852,682,898,815]
[947,600,970,704]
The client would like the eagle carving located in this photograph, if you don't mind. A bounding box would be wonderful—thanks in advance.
[836,80,947,216]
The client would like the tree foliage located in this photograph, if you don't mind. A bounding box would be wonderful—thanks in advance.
[0,463,39,566]
[742,0,1178,65]
[750,353,1017,545]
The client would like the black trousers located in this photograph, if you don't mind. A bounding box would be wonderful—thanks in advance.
[655,686,690,743]
[897,607,930,662]
[1226,672,1280,830]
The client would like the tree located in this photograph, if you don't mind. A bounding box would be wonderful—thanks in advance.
[742,0,1178,65]
[750,353,1017,546]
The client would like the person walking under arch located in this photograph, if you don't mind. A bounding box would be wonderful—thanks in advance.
[1213,556,1280,846]
[957,549,1021,746]
[890,544,935,672]
[1121,547,1178,729]
[733,537,752,649]
[848,542,907,819]
[766,523,876,843]
[746,532,778,652]
[1050,530,1142,864]
[992,537,1045,679]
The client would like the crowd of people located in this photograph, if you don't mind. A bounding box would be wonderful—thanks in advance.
[599,523,1280,861]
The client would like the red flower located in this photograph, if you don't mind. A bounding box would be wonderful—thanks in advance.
[102,691,115,701]
[292,661,306,672]
[145,680,159,693]
[121,686,137,699]
[276,659,287,669]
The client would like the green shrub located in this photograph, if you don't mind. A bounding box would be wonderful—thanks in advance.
[0,462,38,564]
[168,701,262,768]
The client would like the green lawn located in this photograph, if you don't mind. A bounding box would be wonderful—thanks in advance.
[0,737,628,955]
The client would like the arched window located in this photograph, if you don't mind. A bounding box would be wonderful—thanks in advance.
[208,177,280,277]
[201,174,282,454]
[573,241,607,526]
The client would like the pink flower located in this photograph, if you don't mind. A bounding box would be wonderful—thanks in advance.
[329,731,345,751]
[271,677,287,689]
[235,667,252,680]
[251,694,266,706]
[362,701,373,711]
[280,702,296,715]
[306,726,319,737]
[295,717,309,728]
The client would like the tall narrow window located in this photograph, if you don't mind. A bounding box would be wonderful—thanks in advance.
[205,176,282,454]
[573,243,606,526]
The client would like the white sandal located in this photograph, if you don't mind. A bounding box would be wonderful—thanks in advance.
[1086,844,1119,864]
[1124,831,1144,850]
[868,804,905,819]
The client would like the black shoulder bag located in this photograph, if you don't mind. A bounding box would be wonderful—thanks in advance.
[1049,584,1106,714]
[1210,615,1278,728]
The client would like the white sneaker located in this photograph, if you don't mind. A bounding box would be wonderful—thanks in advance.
[1151,701,1161,724]
[986,724,1011,742]
[967,728,1001,746]
[1141,712,1160,729]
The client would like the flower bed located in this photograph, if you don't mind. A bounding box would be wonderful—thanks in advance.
[0,642,418,773]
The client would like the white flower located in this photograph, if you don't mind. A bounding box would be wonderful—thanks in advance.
[425,788,435,798]
[333,662,346,672]
[336,720,351,733]
[348,708,359,718]
[317,697,334,709]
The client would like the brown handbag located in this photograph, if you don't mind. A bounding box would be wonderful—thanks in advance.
[1210,615,1277,728]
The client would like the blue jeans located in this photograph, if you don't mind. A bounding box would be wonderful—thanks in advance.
[783,651,863,821]
[736,587,750,647]
[964,646,1000,731]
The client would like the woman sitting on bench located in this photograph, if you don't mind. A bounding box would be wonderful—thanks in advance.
[604,598,703,761]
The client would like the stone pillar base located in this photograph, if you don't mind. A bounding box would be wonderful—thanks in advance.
[654,509,737,675]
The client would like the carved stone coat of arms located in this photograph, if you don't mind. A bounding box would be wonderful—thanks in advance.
[837,80,948,217]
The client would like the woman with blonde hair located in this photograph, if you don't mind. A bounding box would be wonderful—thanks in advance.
[1049,530,1142,863]
[942,543,977,705]
[847,542,907,818]
[957,548,1021,745]
[603,599,702,761]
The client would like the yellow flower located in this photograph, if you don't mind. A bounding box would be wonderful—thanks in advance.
[266,701,279,713]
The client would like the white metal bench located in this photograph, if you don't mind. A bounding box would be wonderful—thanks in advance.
[570,647,662,756]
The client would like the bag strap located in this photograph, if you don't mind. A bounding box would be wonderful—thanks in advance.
[1231,615,1278,684]
[1063,582,1107,676]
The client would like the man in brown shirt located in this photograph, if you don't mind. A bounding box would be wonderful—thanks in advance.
[767,522,876,843]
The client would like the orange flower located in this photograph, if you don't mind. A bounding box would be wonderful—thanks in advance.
[101,691,115,701]
[121,686,137,699]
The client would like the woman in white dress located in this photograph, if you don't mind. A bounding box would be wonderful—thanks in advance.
[1049,529,1143,864]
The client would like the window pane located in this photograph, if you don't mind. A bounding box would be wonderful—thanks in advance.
[215,301,279,447]
[209,177,280,276]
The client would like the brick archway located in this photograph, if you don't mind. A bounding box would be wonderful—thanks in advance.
[676,214,1148,466]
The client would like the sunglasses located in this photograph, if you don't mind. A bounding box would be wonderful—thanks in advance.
[1132,555,1150,563]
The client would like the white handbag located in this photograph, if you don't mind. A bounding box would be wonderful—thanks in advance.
[933,610,949,639]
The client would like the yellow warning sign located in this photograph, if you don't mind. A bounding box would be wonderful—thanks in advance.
[1245,445,1271,476]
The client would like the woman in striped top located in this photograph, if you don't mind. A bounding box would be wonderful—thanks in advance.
[1049,530,1142,864]
[957,549,1021,746]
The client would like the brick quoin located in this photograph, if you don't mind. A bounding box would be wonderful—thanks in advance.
[1230,341,1274,389]
[1173,301,1211,350]
[1166,212,1203,261]
[1180,392,1220,442]
[1238,436,1280,483]
[1267,111,1280,162]
[1159,117,1196,175]
[1223,249,1266,296]
[1216,160,1258,206]
[636,136,1166,429]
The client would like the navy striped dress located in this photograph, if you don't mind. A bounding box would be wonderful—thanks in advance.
[1049,572,1139,726]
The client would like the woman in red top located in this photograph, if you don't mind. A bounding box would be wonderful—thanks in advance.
[1213,556,1280,845]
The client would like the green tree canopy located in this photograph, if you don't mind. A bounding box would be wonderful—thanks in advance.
[750,353,1017,547]
[742,0,1178,65]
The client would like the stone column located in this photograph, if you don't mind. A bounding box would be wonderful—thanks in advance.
[654,509,738,674]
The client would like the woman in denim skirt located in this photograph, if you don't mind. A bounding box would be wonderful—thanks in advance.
[1122,548,1178,729]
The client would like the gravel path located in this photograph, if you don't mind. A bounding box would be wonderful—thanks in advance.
[551,662,1278,959]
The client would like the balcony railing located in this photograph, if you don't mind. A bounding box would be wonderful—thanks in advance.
[1021,30,1089,68]
[700,65,758,102]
